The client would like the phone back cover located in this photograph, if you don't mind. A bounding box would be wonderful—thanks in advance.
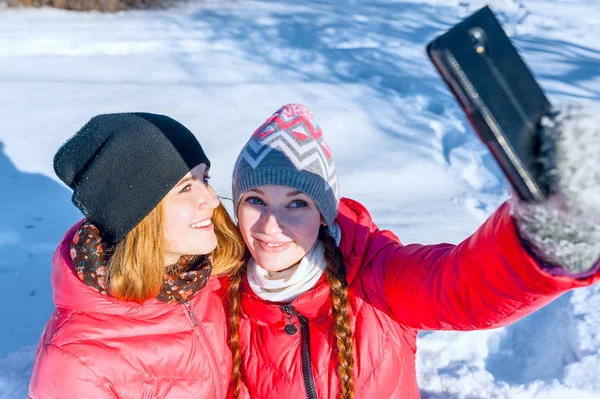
[427,6,551,201]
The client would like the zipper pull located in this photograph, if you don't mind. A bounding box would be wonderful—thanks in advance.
[280,305,298,335]
[185,302,198,327]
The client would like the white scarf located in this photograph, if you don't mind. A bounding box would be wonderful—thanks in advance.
[247,222,341,303]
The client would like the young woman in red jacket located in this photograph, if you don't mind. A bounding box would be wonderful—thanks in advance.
[227,103,600,399]
[28,113,244,398]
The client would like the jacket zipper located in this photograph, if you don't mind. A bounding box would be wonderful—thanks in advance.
[280,304,318,399]
[184,301,223,399]
[184,301,198,326]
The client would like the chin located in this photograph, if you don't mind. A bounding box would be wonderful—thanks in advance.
[255,255,301,272]
[200,241,218,255]
[185,240,217,256]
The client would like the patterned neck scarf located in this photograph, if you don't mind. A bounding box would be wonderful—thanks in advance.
[70,221,212,304]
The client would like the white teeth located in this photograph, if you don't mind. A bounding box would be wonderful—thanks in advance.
[191,219,212,229]
[266,242,284,247]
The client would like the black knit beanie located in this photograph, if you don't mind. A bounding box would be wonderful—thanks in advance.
[54,112,210,244]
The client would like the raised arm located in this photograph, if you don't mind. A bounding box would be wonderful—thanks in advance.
[361,202,597,330]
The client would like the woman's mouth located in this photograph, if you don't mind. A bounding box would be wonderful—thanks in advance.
[190,218,213,230]
[256,239,293,252]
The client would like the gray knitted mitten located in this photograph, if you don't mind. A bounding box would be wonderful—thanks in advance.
[511,103,600,275]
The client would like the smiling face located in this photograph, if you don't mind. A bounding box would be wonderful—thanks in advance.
[162,163,220,265]
[237,185,322,274]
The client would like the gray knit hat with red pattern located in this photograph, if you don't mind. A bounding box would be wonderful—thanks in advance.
[232,104,340,226]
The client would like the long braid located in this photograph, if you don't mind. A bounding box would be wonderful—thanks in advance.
[320,226,355,399]
[228,266,245,399]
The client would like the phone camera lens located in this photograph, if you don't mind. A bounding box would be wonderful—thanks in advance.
[469,27,487,54]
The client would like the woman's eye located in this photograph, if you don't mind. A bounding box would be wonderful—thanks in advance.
[179,184,192,194]
[246,196,265,205]
[289,199,308,208]
[203,174,211,184]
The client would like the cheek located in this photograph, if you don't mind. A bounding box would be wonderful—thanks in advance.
[163,201,195,234]
[237,206,259,241]
[288,211,321,248]
[298,223,320,248]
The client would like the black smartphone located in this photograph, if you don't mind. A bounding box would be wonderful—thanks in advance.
[427,6,552,201]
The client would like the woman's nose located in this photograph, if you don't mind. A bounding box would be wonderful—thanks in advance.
[260,211,283,235]
[198,185,219,210]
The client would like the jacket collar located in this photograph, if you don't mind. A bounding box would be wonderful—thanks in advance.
[52,220,221,318]
[240,274,332,325]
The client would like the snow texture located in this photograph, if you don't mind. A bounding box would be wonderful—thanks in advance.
[0,0,599,398]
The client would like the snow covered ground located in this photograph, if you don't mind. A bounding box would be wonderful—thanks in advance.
[0,0,599,397]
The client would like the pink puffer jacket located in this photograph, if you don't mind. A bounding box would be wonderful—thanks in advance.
[29,222,231,399]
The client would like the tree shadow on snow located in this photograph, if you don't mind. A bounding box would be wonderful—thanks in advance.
[513,35,600,100]
[163,1,600,198]
[163,1,588,199]
[156,1,472,167]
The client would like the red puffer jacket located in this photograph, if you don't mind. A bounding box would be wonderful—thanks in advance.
[29,222,231,399]
[237,198,600,399]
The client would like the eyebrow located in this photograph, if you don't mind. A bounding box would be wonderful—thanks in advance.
[176,176,194,187]
[248,188,305,197]
[176,167,210,187]
[286,190,304,197]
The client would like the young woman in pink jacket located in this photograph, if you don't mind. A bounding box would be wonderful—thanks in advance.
[28,113,244,399]
[227,104,600,398]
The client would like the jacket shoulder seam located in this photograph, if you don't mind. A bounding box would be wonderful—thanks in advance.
[44,308,75,343]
